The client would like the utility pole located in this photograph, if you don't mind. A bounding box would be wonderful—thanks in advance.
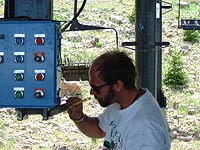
[135,0,166,107]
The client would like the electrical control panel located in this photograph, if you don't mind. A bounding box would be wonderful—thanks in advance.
[0,21,61,109]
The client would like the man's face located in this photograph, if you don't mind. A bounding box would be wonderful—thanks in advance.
[89,65,116,107]
[94,87,116,107]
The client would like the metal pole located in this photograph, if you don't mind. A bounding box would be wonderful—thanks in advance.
[135,0,157,98]
[4,0,15,18]
[4,0,53,20]
[156,0,166,107]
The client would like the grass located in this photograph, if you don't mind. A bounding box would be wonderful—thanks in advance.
[0,0,200,149]
[0,1,3,15]
[180,2,200,19]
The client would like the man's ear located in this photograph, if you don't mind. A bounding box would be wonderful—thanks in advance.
[113,80,124,92]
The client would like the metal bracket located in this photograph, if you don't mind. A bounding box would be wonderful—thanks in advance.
[177,0,200,30]
[155,41,170,48]
[69,19,107,31]
[121,41,170,51]
[180,19,200,30]
[48,103,68,117]
[16,103,68,121]
[162,1,172,14]
[16,108,49,120]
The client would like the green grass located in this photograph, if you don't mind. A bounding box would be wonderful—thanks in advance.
[0,122,6,130]
[0,137,16,150]
[0,0,200,149]
[0,1,4,15]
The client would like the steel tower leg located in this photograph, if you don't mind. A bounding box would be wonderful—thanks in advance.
[135,0,166,107]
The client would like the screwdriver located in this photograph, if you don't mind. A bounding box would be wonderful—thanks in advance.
[71,97,91,106]
[48,97,91,116]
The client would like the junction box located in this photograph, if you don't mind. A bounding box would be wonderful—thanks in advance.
[0,20,62,119]
[0,0,90,120]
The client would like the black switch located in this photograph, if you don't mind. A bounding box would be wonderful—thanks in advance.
[0,34,5,39]
[0,55,4,63]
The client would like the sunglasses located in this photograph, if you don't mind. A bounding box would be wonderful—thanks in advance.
[90,83,110,94]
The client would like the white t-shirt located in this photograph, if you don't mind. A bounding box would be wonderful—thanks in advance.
[98,89,171,150]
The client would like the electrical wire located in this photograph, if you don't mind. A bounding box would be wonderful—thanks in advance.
[60,0,87,33]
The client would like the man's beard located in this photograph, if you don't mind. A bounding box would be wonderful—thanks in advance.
[95,87,116,108]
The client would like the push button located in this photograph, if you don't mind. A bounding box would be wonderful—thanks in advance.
[14,52,25,63]
[34,70,45,81]
[14,91,24,98]
[34,34,45,45]
[15,37,24,45]
[35,73,44,81]
[14,34,25,45]
[14,73,24,81]
[14,70,24,81]
[14,55,24,63]
[14,87,24,99]
[35,37,44,45]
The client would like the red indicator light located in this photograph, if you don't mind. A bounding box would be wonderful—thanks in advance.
[35,37,44,45]
[35,73,44,81]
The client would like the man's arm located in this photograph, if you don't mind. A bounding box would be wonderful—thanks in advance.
[74,115,106,138]
[66,97,105,138]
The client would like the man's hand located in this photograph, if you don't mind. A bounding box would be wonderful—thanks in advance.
[66,97,83,120]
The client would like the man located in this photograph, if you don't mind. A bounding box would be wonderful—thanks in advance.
[66,51,171,150]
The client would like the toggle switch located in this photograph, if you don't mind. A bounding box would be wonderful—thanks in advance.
[35,55,44,62]
[34,52,45,62]
[0,52,4,63]
[14,52,25,63]
[34,88,44,98]
[14,87,24,99]
[0,56,3,63]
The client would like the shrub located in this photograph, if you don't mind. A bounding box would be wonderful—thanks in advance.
[183,30,200,43]
[127,9,135,24]
[163,51,188,86]
[95,41,103,48]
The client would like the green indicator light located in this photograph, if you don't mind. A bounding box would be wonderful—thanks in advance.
[15,73,23,81]
[15,91,24,98]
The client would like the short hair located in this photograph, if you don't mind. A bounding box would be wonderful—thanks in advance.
[92,51,137,89]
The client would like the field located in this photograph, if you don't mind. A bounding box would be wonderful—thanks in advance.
[0,0,200,149]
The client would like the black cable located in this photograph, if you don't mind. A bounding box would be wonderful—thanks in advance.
[178,0,181,28]
[60,0,87,32]
[62,27,119,50]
